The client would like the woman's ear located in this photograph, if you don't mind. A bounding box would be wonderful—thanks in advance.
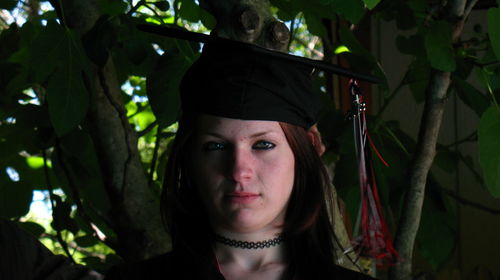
[307,124,326,156]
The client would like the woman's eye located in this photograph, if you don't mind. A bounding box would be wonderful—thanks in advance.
[253,141,275,150]
[203,142,226,151]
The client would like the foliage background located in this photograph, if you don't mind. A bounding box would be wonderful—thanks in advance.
[0,0,499,279]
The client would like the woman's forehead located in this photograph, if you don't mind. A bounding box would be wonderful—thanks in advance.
[195,114,285,137]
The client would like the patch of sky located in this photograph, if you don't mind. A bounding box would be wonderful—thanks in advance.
[6,166,20,182]
[121,80,149,103]
[30,190,52,220]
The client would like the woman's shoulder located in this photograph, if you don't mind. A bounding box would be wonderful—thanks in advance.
[104,251,224,280]
[105,253,172,280]
[331,265,377,280]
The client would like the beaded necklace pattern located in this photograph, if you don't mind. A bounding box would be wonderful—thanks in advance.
[214,234,283,249]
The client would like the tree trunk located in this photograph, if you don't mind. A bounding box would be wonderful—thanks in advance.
[57,0,168,262]
[389,0,477,279]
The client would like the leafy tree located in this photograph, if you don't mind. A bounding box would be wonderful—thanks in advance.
[0,0,499,279]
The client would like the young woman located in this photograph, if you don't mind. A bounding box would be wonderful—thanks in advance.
[106,31,373,280]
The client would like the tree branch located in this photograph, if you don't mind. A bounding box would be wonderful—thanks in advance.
[440,187,500,214]
[390,70,451,280]
[389,0,481,278]
[137,120,157,138]
[43,149,76,264]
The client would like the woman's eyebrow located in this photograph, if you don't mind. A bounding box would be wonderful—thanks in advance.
[199,130,280,139]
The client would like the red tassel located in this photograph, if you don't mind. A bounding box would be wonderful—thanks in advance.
[348,80,398,266]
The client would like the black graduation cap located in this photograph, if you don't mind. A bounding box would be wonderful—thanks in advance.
[138,24,381,129]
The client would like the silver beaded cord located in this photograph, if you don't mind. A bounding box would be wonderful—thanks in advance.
[214,234,283,249]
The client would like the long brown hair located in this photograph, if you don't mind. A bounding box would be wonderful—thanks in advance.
[160,114,337,278]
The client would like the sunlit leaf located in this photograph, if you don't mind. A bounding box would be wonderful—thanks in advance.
[488,8,500,60]
[424,20,456,72]
[478,106,500,197]
[26,156,45,169]
[334,45,351,54]
[363,0,380,10]
[132,108,156,132]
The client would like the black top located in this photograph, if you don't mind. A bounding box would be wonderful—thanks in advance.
[105,250,375,280]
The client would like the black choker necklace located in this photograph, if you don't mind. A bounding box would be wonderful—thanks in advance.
[214,234,283,249]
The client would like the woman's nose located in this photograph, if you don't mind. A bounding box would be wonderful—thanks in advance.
[228,147,254,184]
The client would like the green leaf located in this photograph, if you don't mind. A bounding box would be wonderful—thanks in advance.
[152,1,170,11]
[146,52,192,128]
[407,58,430,103]
[396,34,425,56]
[417,187,456,270]
[46,66,89,136]
[179,0,201,22]
[82,15,117,67]
[272,0,300,21]
[97,0,128,16]
[338,0,365,24]
[17,221,45,238]
[434,149,459,173]
[0,169,33,219]
[0,0,17,10]
[488,8,500,60]
[26,156,45,169]
[478,106,500,197]
[30,21,64,82]
[424,20,456,72]
[75,235,100,248]
[51,196,79,234]
[30,21,90,136]
[453,77,489,117]
[363,0,380,10]
[57,129,111,213]
[338,26,389,95]
[200,7,216,30]
[303,11,327,37]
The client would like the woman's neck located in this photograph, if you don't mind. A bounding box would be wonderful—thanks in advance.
[213,231,287,279]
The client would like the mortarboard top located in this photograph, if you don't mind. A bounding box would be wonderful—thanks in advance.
[138,24,381,129]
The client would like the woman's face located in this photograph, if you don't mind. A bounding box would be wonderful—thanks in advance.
[190,115,295,235]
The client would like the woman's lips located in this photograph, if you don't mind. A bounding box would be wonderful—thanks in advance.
[226,192,260,204]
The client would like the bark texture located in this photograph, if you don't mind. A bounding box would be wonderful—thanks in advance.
[59,0,169,262]
[389,0,477,279]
